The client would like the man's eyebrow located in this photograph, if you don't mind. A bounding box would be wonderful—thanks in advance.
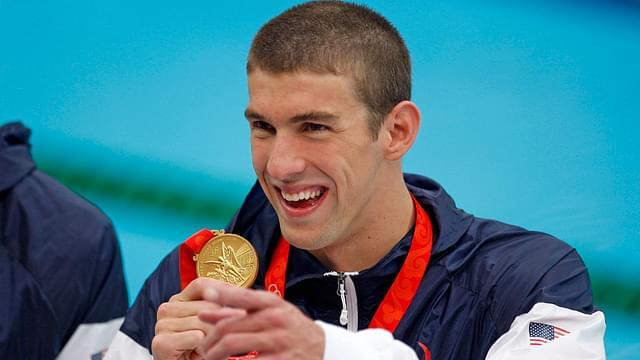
[244,109,264,121]
[290,111,337,123]
[244,109,337,123]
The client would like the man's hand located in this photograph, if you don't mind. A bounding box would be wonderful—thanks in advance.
[151,278,236,360]
[197,284,325,360]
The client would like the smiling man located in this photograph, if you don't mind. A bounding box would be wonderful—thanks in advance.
[105,1,605,359]
[245,69,416,273]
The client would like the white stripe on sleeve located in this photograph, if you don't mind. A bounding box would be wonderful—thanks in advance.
[316,320,418,360]
[56,317,124,360]
[103,330,153,360]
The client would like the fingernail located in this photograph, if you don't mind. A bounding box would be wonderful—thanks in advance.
[203,288,218,302]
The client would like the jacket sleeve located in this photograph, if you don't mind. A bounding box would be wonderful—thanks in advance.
[317,321,419,360]
[485,303,605,360]
[486,248,606,359]
[104,249,181,359]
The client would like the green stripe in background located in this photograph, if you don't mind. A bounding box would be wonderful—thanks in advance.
[41,162,238,221]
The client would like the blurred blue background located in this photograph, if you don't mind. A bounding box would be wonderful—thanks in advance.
[1,0,638,357]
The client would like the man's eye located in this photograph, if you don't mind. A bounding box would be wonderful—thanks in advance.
[251,121,275,134]
[303,123,329,132]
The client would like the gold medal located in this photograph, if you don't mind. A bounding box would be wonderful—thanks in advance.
[193,231,259,288]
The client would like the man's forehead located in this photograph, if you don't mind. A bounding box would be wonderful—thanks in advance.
[248,70,361,106]
[247,68,357,90]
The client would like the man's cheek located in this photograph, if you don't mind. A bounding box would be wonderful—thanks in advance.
[250,153,265,174]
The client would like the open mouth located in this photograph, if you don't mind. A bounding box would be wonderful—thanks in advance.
[278,187,327,210]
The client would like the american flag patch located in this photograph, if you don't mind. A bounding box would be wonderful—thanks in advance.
[529,321,570,346]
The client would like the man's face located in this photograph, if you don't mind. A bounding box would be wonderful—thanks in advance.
[246,69,389,252]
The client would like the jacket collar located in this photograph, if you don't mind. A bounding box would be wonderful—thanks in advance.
[229,173,473,287]
[404,173,474,255]
[284,227,414,288]
[0,122,35,193]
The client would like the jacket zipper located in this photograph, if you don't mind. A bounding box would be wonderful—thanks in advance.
[324,271,359,332]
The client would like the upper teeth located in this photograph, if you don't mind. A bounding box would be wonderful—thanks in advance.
[282,190,322,202]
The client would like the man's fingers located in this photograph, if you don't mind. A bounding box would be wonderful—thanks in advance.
[204,332,279,360]
[253,355,288,360]
[215,307,285,336]
[199,307,247,324]
[196,289,324,360]
[158,300,218,319]
[172,278,230,302]
[151,330,206,359]
[197,307,248,354]
[197,309,255,353]
[156,315,213,334]
[198,307,287,354]
[204,286,281,311]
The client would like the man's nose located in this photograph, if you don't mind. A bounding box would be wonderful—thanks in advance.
[266,134,306,181]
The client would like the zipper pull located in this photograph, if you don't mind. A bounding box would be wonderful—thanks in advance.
[338,276,348,326]
[324,271,359,328]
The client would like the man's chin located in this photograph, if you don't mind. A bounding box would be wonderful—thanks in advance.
[279,227,324,251]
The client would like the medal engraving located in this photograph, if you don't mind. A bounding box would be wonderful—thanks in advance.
[195,232,258,288]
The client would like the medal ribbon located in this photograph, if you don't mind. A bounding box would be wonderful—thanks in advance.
[264,196,433,334]
[179,228,218,290]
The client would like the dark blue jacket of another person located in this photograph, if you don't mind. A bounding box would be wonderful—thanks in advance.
[0,122,128,359]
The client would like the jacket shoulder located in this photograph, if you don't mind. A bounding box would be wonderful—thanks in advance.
[450,218,594,332]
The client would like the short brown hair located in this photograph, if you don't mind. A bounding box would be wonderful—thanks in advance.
[247,1,411,137]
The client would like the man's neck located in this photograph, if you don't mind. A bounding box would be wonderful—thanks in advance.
[309,177,415,272]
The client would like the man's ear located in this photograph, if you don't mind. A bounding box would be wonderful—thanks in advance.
[381,100,421,161]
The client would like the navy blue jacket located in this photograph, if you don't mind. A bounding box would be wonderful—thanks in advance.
[121,174,595,359]
[0,122,128,359]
